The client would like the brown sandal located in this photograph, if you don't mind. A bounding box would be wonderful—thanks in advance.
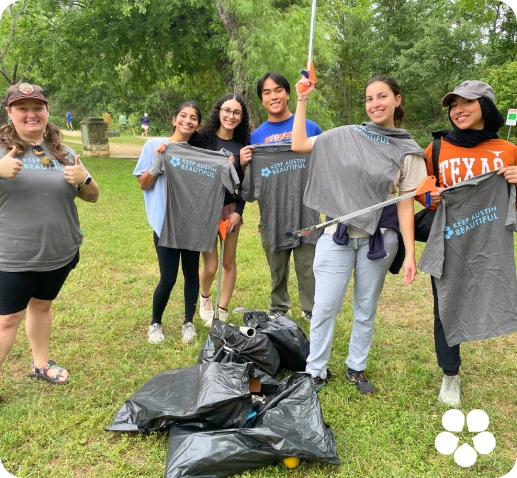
[29,360,69,385]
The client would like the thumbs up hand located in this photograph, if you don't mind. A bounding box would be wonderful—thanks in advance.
[0,147,23,179]
[64,154,87,184]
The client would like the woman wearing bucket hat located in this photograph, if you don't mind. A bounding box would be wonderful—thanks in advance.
[0,82,99,385]
[419,80,517,407]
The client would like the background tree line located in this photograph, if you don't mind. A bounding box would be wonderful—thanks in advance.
[0,0,516,145]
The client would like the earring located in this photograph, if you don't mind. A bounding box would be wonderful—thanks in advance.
[8,117,12,124]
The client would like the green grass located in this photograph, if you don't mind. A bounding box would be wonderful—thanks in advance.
[1,153,517,478]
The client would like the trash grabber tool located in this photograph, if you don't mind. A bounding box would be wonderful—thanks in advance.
[213,219,230,321]
[286,175,439,240]
[300,0,317,90]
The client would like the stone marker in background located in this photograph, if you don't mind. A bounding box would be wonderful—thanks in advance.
[80,117,110,157]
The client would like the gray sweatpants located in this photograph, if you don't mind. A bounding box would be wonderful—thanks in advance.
[306,231,398,378]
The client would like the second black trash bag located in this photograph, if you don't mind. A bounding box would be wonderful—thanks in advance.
[164,373,340,478]
[106,362,253,433]
[243,313,310,372]
[198,320,281,377]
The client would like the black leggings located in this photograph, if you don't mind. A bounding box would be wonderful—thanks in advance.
[152,232,200,325]
[431,277,461,376]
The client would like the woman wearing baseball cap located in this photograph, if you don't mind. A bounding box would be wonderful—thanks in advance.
[420,80,517,407]
[0,82,99,385]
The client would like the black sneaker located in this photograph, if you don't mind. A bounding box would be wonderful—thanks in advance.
[313,376,326,392]
[346,368,374,395]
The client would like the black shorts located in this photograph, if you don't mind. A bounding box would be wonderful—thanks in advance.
[0,251,80,315]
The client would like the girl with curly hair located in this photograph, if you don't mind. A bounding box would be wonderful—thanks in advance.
[194,94,250,324]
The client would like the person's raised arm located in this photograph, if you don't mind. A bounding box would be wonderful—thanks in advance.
[292,77,316,153]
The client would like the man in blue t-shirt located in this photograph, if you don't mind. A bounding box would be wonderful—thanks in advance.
[241,72,322,322]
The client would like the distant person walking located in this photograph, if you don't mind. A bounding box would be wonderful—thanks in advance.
[103,111,112,126]
[141,113,150,137]
[118,114,127,132]
[65,111,73,131]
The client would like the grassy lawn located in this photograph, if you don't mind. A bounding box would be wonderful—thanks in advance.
[1,153,516,478]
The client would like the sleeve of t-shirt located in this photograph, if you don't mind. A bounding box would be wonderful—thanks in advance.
[399,153,428,192]
[418,202,446,279]
[307,120,322,137]
[221,161,240,194]
[133,140,156,176]
[505,183,517,232]
[148,153,165,177]
[241,162,256,202]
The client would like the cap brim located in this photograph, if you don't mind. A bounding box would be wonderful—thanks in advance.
[441,91,480,107]
[8,94,48,106]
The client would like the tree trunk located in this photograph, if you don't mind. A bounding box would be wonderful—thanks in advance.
[214,0,261,129]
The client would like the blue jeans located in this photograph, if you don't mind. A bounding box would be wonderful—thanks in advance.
[306,231,398,378]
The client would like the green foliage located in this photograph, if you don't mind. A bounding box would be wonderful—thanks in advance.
[0,0,516,139]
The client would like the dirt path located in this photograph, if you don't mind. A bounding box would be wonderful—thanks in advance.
[62,130,149,159]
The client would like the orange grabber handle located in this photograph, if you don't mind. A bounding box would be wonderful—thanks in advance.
[299,61,316,92]
[415,176,439,195]
[218,219,230,241]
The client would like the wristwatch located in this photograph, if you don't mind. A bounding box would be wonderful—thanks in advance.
[82,173,92,185]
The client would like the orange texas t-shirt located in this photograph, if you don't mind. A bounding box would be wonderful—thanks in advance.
[418,138,517,208]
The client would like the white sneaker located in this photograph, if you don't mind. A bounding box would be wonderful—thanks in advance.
[267,309,291,320]
[215,307,228,322]
[438,375,461,407]
[148,323,165,344]
[182,322,197,344]
[302,311,312,322]
[199,293,214,327]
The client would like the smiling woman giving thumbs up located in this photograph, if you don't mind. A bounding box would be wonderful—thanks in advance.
[0,82,99,388]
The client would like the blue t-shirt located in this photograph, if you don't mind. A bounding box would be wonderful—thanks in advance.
[66,112,72,122]
[133,137,168,236]
[250,114,321,144]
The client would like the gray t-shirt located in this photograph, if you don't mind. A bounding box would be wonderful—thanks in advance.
[419,171,517,346]
[304,123,425,235]
[149,142,239,252]
[241,143,320,252]
[0,142,83,272]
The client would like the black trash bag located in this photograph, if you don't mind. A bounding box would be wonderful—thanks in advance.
[249,368,280,396]
[164,373,339,478]
[243,314,310,372]
[240,309,269,326]
[198,320,281,377]
[106,362,253,433]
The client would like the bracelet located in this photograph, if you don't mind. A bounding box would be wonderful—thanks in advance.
[297,98,308,102]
